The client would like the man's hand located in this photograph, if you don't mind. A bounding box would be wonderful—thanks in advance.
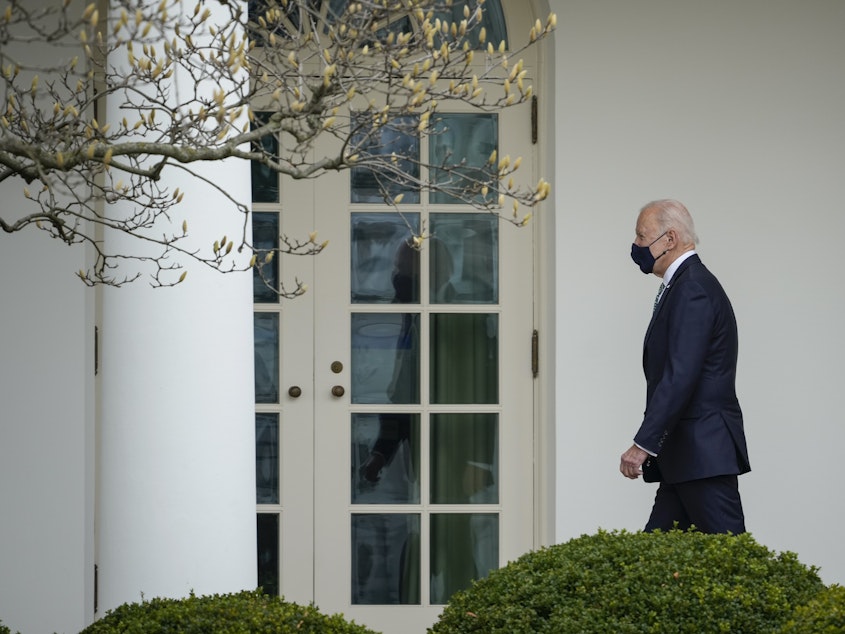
[620,444,649,479]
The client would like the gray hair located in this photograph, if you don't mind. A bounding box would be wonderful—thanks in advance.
[641,199,699,245]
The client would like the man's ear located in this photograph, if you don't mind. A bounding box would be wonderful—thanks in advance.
[665,229,677,246]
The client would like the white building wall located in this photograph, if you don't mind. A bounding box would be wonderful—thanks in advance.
[0,223,95,633]
[0,6,95,630]
[551,0,845,583]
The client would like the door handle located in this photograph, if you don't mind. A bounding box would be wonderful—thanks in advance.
[288,386,302,398]
[331,385,345,398]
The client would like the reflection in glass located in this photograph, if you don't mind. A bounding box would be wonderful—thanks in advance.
[257,513,280,596]
[256,413,279,504]
[430,313,498,404]
[351,213,420,304]
[351,115,420,204]
[250,112,279,203]
[254,312,280,403]
[352,313,420,404]
[352,514,420,605]
[352,413,420,504]
[429,113,498,205]
[430,414,498,504]
[430,214,498,304]
[252,212,279,303]
[430,513,498,605]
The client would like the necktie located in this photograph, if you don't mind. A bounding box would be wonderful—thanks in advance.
[653,282,666,313]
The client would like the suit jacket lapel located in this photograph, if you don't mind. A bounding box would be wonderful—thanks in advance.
[644,254,699,345]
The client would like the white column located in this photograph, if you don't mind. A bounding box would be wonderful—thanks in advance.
[97,246,256,613]
[96,0,256,613]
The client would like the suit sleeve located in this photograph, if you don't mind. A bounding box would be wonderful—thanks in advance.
[634,280,714,454]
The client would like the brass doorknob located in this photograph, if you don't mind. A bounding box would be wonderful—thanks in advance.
[288,386,302,398]
[331,385,345,397]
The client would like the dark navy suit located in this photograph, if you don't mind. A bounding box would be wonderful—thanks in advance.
[636,254,750,533]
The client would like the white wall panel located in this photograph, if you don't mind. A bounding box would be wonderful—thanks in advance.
[551,0,845,584]
[0,222,94,634]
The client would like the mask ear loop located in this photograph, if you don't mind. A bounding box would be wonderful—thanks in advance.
[648,230,668,248]
[652,231,671,261]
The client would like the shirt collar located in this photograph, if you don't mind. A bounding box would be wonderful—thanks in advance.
[663,250,696,286]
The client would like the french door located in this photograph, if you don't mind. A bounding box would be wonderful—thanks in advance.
[253,4,541,633]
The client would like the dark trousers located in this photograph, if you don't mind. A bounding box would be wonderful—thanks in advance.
[644,475,746,534]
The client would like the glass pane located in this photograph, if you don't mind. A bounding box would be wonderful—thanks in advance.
[430,313,498,404]
[351,213,420,304]
[430,513,498,605]
[430,214,498,304]
[372,15,413,42]
[253,212,279,303]
[325,0,349,23]
[248,0,304,43]
[250,112,279,203]
[257,513,280,596]
[352,413,420,504]
[433,0,508,50]
[254,312,280,403]
[351,514,420,605]
[429,114,498,205]
[430,414,498,504]
[351,115,420,204]
[352,313,420,404]
[256,413,279,504]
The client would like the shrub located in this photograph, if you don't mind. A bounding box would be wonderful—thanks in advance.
[430,529,825,634]
[79,589,379,634]
[0,620,19,634]
[780,584,845,633]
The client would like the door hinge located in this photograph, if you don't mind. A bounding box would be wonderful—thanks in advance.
[531,95,538,145]
[94,326,99,376]
[531,329,539,378]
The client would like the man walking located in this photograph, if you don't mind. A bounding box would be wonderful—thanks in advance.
[620,199,750,534]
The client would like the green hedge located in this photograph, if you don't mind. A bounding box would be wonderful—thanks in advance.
[779,584,845,634]
[79,590,378,634]
[431,529,825,634]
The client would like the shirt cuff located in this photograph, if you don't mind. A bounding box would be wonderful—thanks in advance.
[635,442,657,457]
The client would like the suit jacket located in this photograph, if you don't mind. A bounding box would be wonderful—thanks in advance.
[635,254,751,484]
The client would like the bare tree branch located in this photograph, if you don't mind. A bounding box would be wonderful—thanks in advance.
[0,0,556,296]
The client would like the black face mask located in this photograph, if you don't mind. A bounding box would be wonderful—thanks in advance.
[630,231,668,274]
